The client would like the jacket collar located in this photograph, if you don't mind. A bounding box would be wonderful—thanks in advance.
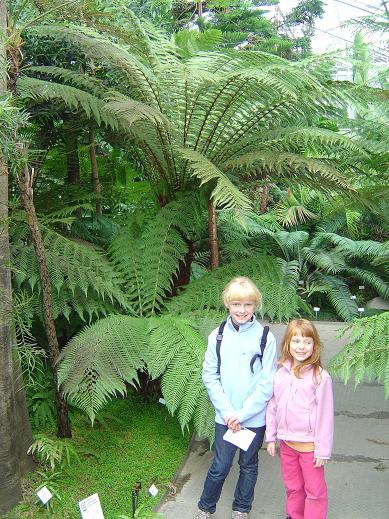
[226,314,257,332]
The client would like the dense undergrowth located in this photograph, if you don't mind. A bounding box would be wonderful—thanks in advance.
[5,393,191,519]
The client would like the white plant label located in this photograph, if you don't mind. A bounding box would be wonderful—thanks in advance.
[158,398,166,405]
[350,295,357,300]
[148,484,159,497]
[358,308,365,313]
[79,493,105,519]
[313,307,320,312]
[359,285,365,290]
[37,486,52,505]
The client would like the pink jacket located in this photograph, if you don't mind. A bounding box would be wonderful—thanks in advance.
[265,361,334,459]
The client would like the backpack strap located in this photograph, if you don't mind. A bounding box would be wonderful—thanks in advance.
[216,320,227,375]
[250,325,270,373]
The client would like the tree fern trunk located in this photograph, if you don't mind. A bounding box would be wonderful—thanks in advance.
[89,127,102,216]
[171,240,196,295]
[18,166,72,438]
[208,201,219,270]
[0,3,34,513]
[260,181,270,214]
[65,132,80,185]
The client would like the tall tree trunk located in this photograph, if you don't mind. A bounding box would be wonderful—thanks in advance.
[65,133,80,185]
[208,200,219,270]
[171,240,196,295]
[260,181,270,214]
[17,166,72,438]
[0,3,34,513]
[89,127,102,216]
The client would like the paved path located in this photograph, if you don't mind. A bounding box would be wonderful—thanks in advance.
[158,322,389,519]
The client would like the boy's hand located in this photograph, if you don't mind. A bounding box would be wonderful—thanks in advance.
[267,442,276,456]
[225,414,241,431]
[313,457,327,468]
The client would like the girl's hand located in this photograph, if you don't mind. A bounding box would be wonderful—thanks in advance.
[225,414,241,431]
[314,457,327,468]
[267,442,276,457]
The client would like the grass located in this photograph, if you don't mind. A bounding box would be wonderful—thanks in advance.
[6,393,191,519]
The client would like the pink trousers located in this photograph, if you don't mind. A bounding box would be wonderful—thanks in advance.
[280,441,328,519]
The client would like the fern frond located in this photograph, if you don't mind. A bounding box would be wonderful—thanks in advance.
[179,148,251,212]
[344,268,389,300]
[166,255,303,323]
[109,198,201,316]
[227,152,351,193]
[328,313,389,398]
[274,231,310,259]
[30,24,162,107]
[58,316,149,423]
[302,247,347,274]
[312,273,358,321]
[148,316,208,426]
[11,221,130,320]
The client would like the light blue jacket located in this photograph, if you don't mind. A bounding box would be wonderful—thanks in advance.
[202,315,277,428]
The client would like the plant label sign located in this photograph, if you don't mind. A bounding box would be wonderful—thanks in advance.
[37,486,52,505]
[148,484,158,497]
[79,493,105,519]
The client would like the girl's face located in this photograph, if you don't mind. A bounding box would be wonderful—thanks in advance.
[227,300,256,326]
[289,333,314,366]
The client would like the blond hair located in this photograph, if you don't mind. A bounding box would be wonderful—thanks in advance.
[222,277,262,308]
[279,319,323,381]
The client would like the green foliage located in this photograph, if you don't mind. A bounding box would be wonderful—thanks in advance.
[28,435,80,471]
[328,312,389,398]
[148,316,214,440]
[166,254,304,323]
[58,316,149,423]
[10,214,130,321]
[109,197,202,316]
[18,13,365,215]
[6,397,189,519]
[57,313,215,439]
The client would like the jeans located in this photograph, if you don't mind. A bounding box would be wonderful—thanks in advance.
[198,422,265,514]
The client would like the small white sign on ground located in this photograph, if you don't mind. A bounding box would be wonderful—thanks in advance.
[37,486,52,505]
[79,493,105,519]
[149,484,159,497]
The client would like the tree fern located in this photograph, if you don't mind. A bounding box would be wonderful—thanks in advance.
[165,254,303,323]
[109,197,201,316]
[58,315,149,424]
[328,312,389,398]
[148,316,213,438]
[58,313,216,440]
[11,216,130,321]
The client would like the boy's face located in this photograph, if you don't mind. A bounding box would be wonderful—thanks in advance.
[227,300,256,326]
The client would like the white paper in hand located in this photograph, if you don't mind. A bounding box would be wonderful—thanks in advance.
[223,428,256,451]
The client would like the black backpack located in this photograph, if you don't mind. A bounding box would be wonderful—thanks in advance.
[216,321,270,375]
